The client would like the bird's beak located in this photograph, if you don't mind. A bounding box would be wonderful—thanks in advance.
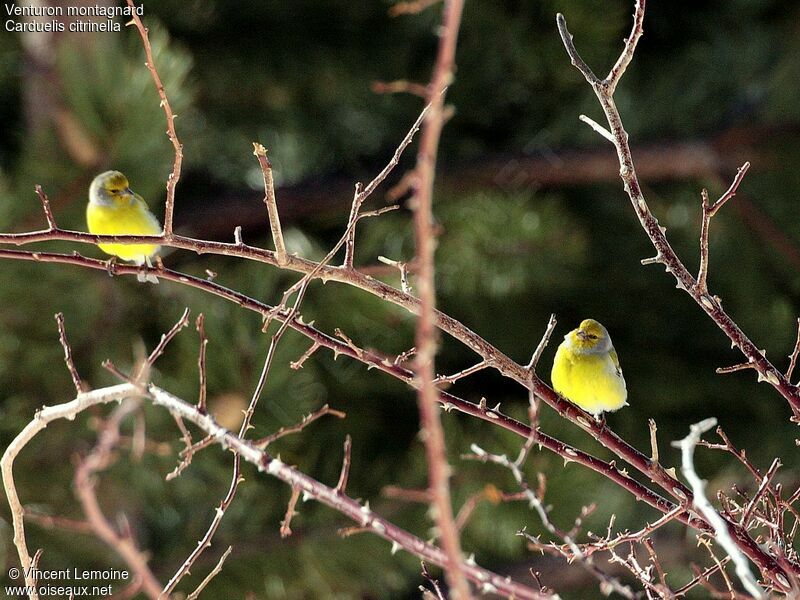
[576,330,587,341]
[125,187,133,196]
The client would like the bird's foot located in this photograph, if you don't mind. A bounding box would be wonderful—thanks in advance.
[105,256,118,277]
[137,256,159,284]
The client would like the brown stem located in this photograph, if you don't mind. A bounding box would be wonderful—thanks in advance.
[556,2,796,587]
[253,143,288,265]
[125,0,182,237]
[55,313,85,393]
[74,401,163,599]
[412,1,469,597]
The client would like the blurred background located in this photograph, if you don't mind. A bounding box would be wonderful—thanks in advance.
[1,0,800,597]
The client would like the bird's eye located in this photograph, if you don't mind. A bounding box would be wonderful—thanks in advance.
[588,334,598,340]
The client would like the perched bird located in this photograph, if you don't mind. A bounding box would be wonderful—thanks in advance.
[87,170,161,282]
[551,319,627,415]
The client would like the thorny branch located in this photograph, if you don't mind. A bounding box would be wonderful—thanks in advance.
[73,400,163,599]
[3,382,548,600]
[557,1,800,417]
[55,312,85,393]
[673,418,766,598]
[2,1,798,597]
[411,0,469,597]
[556,0,800,588]
[125,0,182,236]
[253,143,288,265]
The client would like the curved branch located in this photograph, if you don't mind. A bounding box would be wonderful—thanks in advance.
[2,383,548,600]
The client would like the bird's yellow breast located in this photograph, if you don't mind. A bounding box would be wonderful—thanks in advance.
[86,198,161,264]
[551,344,627,414]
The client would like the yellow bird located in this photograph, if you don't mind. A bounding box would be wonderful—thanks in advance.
[87,170,161,282]
[551,319,628,415]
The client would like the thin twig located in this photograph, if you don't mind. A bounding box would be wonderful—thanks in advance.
[421,561,448,599]
[290,342,321,370]
[55,313,85,393]
[186,546,232,600]
[390,0,442,17]
[255,404,346,448]
[125,0,182,237]
[672,419,766,598]
[196,314,208,413]
[26,512,94,534]
[74,401,163,599]
[378,255,412,293]
[143,308,191,378]
[34,185,56,230]
[578,115,614,143]
[648,418,659,464]
[786,318,800,384]
[741,458,781,527]
[336,435,353,495]
[526,314,557,373]
[697,162,751,292]
[697,537,738,599]
[280,487,302,538]
[434,360,489,385]
[372,79,429,97]
[674,558,730,596]
[605,0,645,93]
[716,361,757,375]
[253,143,288,265]
[342,103,431,269]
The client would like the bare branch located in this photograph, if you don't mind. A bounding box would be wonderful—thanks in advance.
[605,0,646,92]
[74,401,163,599]
[2,382,547,599]
[434,360,489,386]
[648,418,659,464]
[698,162,751,292]
[786,318,800,384]
[372,79,429,97]
[55,313,85,394]
[526,314,557,373]
[412,0,469,596]
[125,0,182,236]
[716,361,757,375]
[336,435,353,495]
[186,546,232,600]
[143,308,191,376]
[255,404,346,448]
[578,115,614,143]
[674,558,730,597]
[253,143,288,265]
[290,341,321,370]
[196,314,208,413]
[672,419,766,598]
[741,458,781,527]
[421,561,447,600]
[34,185,56,230]
[378,255,413,293]
[342,103,431,269]
[555,14,601,85]
[280,487,302,538]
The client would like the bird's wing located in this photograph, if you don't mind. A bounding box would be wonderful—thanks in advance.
[610,347,622,376]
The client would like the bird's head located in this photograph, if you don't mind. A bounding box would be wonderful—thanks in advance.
[89,171,134,205]
[565,319,613,354]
